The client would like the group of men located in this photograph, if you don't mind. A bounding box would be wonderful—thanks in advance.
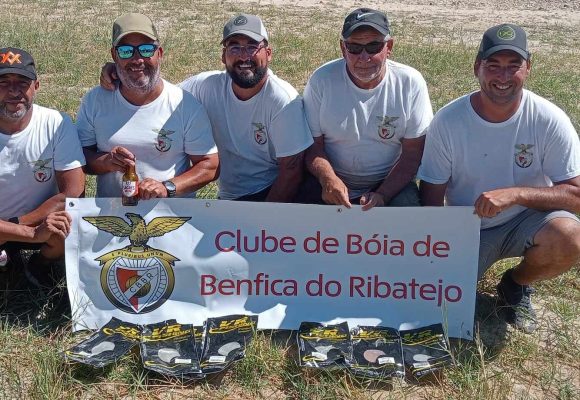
[1,8,578,333]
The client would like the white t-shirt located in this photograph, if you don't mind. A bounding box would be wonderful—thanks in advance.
[303,59,433,198]
[0,105,85,219]
[77,80,217,198]
[418,90,580,229]
[179,70,313,200]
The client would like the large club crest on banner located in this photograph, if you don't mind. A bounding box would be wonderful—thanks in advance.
[83,213,189,314]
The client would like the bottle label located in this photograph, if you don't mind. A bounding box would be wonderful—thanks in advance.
[122,181,138,197]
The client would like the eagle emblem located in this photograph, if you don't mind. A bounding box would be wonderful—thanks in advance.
[30,158,53,182]
[514,144,534,168]
[83,213,190,314]
[154,129,175,152]
[377,116,398,139]
[252,122,268,145]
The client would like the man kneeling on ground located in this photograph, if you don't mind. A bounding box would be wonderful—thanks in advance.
[0,47,85,289]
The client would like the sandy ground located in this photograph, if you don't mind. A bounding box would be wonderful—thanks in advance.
[244,0,580,48]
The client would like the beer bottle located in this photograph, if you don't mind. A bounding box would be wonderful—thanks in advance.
[122,163,139,206]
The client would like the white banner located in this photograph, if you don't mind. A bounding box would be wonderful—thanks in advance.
[65,198,480,339]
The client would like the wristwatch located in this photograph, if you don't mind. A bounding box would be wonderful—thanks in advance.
[162,180,177,198]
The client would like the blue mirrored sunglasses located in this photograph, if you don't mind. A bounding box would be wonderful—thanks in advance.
[115,44,158,59]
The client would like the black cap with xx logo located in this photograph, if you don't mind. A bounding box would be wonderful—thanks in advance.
[0,47,37,80]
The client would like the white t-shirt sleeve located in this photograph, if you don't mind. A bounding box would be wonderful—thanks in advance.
[269,97,313,158]
[76,90,97,147]
[303,76,323,138]
[404,73,433,139]
[417,120,452,184]
[53,112,86,171]
[182,96,218,156]
[542,114,580,182]
[178,74,202,98]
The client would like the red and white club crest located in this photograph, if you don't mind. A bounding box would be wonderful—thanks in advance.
[376,116,399,140]
[154,129,174,152]
[514,144,534,168]
[253,122,268,145]
[30,159,53,182]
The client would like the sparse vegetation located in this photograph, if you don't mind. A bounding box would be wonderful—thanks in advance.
[1,1,578,399]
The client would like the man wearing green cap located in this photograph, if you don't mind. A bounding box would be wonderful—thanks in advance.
[79,13,218,200]
[0,47,86,288]
[419,24,580,333]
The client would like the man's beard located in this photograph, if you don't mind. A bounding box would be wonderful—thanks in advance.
[115,62,161,93]
[0,100,32,121]
[226,61,268,89]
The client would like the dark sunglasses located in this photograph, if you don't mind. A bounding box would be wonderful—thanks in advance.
[343,41,386,55]
[115,44,158,59]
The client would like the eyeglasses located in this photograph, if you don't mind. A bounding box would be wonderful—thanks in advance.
[343,41,387,55]
[115,44,158,59]
[225,44,266,57]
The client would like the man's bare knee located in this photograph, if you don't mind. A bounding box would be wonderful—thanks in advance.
[531,217,580,266]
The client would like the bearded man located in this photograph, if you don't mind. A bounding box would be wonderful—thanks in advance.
[177,13,313,201]
[0,47,85,288]
[78,13,218,200]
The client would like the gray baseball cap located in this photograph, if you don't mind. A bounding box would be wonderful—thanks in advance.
[112,13,159,46]
[222,14,268,44]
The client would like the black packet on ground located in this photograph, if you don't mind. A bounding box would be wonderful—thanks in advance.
[64,317,141,368]
[200,314,258,374]
[140,320,203,377]
[400,323,453,379]
[348,326,404,379]
[297,321,351,368]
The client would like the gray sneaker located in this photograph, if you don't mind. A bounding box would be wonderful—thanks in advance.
[496,270,537,334]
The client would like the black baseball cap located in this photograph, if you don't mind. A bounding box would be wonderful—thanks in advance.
[478,24,529,60]
[0,47,37,80]
[342,8,390,39]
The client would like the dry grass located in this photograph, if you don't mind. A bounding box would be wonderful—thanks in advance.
[0,1,578,399]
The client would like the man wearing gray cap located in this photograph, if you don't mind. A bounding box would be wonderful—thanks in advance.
[419,24,580,333]
[80,13,218,201]
[178,13,313,201]
[0,47,85,288]
[298,8,432,210]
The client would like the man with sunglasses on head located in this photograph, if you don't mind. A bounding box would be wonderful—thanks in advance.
[0,47,85,289]
[178,13,313,202]
[298,8,432,210]
[419,24,580,333]
[78,13,218,201]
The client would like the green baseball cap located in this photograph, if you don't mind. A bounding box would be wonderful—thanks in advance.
[478,24,529,60]
[112,13,159,46]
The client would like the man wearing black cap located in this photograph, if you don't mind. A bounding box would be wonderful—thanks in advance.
[179,13,313,201]
[80,13,218,201]
[419,24,580,333]
[0,47,86,288]
[299,8,432,210]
